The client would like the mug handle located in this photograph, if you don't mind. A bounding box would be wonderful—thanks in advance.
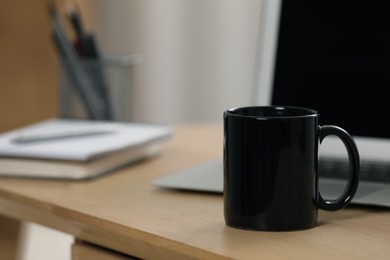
[318,125,360,211]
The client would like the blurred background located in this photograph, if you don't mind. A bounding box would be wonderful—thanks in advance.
[0,0,261,132]
[1,0,263,259]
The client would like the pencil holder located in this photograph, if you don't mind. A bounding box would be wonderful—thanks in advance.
[58,54,142,121]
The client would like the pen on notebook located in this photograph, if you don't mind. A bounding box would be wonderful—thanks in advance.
[12,130,114,144]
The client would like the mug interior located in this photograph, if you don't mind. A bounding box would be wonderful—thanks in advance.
[226,106,317,118]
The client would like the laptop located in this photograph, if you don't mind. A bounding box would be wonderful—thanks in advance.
[154,0,390,207]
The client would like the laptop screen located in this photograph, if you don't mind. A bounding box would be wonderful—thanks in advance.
[270,1,390,138]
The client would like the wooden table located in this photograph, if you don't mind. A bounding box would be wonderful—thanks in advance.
[0,124,390,259]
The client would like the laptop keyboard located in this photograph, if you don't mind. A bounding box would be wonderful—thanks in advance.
[319,158,390,183]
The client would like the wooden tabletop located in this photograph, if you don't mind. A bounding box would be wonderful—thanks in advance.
[0,124,389,259]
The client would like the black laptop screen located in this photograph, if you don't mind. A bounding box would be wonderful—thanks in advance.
[271,0,390,138]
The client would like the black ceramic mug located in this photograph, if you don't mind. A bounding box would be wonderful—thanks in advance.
[223,106,360,231]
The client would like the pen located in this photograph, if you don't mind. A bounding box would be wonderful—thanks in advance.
[66,2,88,56]
[12,130,114,144]
[66,2,113,119]
[48,3,111,120]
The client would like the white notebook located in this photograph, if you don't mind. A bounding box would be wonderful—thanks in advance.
[0,119,172,180]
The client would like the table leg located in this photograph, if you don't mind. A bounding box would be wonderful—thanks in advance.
[0,215,23,260]
[72,240,138,260]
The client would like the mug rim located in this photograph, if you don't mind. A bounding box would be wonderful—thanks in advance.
[225,105,318,119]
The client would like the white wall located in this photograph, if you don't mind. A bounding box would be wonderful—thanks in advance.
[83,0,262,123]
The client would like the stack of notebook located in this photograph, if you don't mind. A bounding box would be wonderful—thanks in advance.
[0,119,172,180]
